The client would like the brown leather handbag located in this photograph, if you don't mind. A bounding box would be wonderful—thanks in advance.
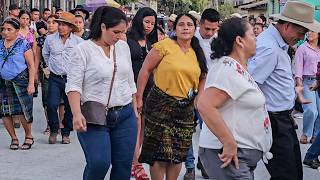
[80,47,117,126]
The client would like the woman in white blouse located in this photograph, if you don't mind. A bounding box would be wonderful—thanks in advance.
[66,7,139,180]
[197,17,273,179]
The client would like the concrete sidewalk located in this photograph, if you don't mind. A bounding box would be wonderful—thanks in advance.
[0,95,319,180]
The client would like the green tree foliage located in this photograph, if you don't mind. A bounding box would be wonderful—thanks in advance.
[218,1,236,19]
[157,0,208,15]
[116,0,139,6]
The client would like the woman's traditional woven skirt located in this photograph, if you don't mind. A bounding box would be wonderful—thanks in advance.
[0,70,33,123]
[139,86,194,165]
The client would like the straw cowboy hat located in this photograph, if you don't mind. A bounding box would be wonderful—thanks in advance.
[106,0,121,8]
[270,1,320,32]
[231,13,242,18]
[189,11,201,21]
[54,12,78,32]
[169,14,177,22]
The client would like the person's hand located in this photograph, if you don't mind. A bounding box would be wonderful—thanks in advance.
[34,71,39,85]
[137,97,143,116]
[43,68,50,79]
[73,113,87,132]
[295,86,312,104]
[309,81,320,91]
[27,83,35,95]
[218,140,239,169]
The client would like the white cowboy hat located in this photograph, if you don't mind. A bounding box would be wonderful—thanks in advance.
[270,1,320,32]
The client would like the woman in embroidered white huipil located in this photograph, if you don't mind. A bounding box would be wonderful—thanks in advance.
[197,18,272,180]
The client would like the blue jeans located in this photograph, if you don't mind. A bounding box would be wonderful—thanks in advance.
[305,131,320,160]
[77,103,137,180]
[302,78,320,137]
[185,141,195,169]
[195,110,203,129]
[47,75,73,136]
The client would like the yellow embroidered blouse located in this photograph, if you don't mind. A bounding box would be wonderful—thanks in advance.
[153,38,201,99]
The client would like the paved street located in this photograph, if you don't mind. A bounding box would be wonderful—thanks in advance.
[0,93,320,180]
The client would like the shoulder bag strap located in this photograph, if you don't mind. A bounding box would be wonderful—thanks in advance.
[106,45,117,108]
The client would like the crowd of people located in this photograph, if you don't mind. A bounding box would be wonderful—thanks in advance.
[0,1,320,180]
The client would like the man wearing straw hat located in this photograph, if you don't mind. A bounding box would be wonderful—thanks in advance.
[42,12,83,145]
[248,1,320,179]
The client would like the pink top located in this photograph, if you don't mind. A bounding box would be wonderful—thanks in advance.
[18,29,35,47]
[295,41,320,79]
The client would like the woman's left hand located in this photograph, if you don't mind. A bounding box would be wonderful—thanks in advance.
[309,81,320,91]
[27,83,35,95]
[218,140,239,169]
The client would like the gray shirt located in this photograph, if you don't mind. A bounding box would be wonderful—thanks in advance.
[42,32,83,75]
[248,25,295,112]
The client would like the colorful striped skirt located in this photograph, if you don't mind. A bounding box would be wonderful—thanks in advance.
[0,69,33,123]
[139,86,195,165]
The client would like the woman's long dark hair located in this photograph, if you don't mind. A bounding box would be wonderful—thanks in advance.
[127,7,158,44]
[89,6,127,40]
[211,17,249,59]
[172,13,207,75]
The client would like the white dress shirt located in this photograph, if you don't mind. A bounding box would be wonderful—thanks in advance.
[65,40,137,108]
[195,29,215,69]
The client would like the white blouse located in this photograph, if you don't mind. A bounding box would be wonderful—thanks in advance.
[199,56,272,156]
[65,40,137,108]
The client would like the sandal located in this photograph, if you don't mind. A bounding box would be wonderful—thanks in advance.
[134,163,149,180]
[299,135,308,144]
[10,139,19,150]
[131,164,136,177]
[21,137,34,150]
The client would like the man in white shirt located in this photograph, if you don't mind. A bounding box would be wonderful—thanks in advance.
[184,8,220,180]
[30,8,40,32]
[195,8,220,70]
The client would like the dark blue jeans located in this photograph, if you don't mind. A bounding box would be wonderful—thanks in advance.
[47,75,73,136]
[305,131,320,160]
[77,103,137,180]
[185,109,203,170]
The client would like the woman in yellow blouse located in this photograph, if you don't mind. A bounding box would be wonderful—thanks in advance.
[136,13,207,180]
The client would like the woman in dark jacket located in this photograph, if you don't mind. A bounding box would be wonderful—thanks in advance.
[126,7,158,180]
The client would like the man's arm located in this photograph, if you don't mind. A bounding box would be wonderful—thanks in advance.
[248,46,278,85]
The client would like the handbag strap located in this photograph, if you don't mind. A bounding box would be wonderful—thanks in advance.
[106,46,117,109]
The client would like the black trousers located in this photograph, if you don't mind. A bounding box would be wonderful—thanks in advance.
[266,111,303,180]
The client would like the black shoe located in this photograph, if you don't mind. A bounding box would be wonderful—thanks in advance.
[196,157,209,179]
[183,168,195,180]
[303,158,320,169]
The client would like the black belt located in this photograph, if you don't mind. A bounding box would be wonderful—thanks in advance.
[108,103,131,112]
[50,73,67,79]
[268,109,293,116]
[303,76,316,81]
